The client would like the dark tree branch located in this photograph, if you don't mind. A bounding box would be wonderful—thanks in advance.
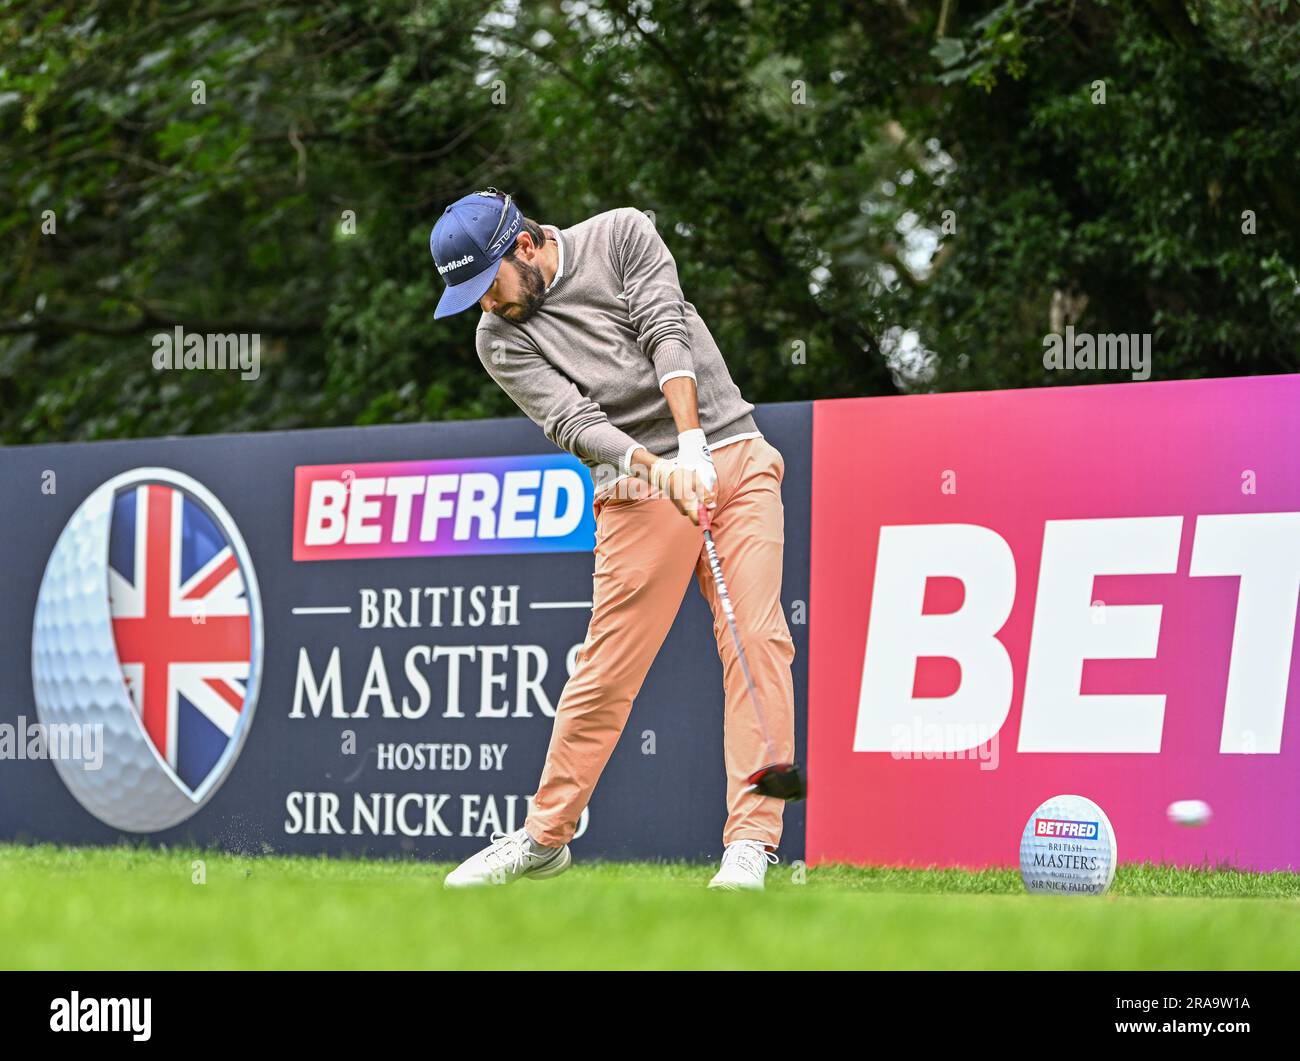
[0,313,322,338]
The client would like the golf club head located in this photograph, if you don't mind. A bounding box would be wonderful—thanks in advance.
[744,762,806,802]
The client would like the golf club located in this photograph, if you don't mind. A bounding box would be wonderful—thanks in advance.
[698,503,806,802]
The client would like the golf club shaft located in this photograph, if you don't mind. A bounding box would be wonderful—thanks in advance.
[698,506,777,761]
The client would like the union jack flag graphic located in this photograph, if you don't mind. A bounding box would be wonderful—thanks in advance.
[108,483,254,796]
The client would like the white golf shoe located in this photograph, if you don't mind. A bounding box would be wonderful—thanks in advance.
[443,827,571,889]
[707,839,778,891]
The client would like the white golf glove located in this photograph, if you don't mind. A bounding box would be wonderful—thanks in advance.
[676,428,717,494]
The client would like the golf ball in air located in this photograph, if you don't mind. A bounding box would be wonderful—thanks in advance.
[1020,794,1117,895]
[1167,799,1212,827]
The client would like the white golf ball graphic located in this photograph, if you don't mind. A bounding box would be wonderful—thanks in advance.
[1020,793,1117,895]
[31,468,262,833]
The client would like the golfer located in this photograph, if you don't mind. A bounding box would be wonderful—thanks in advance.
[431,189,795,890]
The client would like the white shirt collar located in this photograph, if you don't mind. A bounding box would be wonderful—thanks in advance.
[543,224,564,290]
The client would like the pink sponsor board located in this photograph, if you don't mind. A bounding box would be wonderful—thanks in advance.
[808,374,1300,870]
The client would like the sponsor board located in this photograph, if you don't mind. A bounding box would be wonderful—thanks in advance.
[809,374,1300,871]
[2,408,811,859]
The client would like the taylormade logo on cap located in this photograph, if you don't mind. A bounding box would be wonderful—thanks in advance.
[437,254,475,275]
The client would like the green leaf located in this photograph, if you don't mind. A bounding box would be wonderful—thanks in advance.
[931,37,966,69]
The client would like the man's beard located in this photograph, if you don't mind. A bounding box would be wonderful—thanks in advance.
[497,260,549,323]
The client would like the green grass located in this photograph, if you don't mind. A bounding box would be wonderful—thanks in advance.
[2,843,1298,970]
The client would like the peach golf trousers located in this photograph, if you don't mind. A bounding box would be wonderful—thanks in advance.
[525,436,796,849]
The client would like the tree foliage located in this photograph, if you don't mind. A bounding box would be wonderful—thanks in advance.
[1,0,1296,443]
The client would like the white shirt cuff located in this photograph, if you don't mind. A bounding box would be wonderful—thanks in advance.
[658,370,697,390]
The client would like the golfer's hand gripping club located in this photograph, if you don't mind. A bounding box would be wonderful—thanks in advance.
[650,458,715,524]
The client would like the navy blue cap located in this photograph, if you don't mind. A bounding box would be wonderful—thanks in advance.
[430,188,524,319]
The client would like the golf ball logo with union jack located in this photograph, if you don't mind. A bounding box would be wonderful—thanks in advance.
[31,468,263,832]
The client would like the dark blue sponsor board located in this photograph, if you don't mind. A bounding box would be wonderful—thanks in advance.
[0,404,810,861]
